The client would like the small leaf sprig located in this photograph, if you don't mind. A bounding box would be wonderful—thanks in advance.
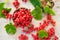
[0,3,11,18]
[38,30,48,38]
[5,23,16,34]
[44,6,55,15]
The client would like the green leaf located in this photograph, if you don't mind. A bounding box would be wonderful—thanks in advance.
[31,6,42,20]
[29,0,42,8]
[5,23,16,34]
[38,30,48,38]
[0,3,5,18]
[0,13,5,18]
[44,6,55,15]
[0,3,5,10]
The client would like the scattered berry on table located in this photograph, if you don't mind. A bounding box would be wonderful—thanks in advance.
[22,24,34,33]
[48,27,55,37]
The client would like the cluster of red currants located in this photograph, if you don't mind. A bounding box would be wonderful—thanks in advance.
[13,8,32,28]
[2,10,12,20]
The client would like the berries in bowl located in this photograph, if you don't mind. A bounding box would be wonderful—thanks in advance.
[13,8,33,28]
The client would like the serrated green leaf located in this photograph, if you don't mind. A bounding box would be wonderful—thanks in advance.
[31,6,42,20]
[44,6,55,15]
[38,30,48,38]
[5,23,16,34]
